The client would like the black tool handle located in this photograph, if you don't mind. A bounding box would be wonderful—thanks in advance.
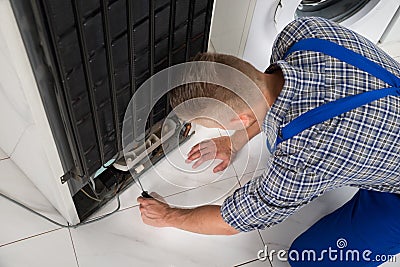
[141,191,153,199]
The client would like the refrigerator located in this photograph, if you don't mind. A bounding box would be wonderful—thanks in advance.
[0,0,214,224]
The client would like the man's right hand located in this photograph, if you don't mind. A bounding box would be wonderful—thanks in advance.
[186,136,235,173]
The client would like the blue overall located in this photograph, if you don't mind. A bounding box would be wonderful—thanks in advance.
[275,38,400,266]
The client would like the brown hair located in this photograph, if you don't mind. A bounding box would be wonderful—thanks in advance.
[169,52,259,119]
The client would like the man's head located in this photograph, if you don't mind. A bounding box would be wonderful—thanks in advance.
[169,53,268,130]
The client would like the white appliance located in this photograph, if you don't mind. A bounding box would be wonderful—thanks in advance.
[209,0,400,71]
[0,0,214,224]
[0,0,77,223]
[378,5,400,60]
[208,0,257,58]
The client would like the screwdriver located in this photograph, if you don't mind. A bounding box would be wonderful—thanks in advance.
[135,170,153,199]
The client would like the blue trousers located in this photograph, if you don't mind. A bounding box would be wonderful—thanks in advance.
[288,189,400,266]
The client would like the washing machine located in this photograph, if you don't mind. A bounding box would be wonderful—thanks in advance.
[243,0,400,71]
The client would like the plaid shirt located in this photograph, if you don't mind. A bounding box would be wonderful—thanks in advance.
[221,17,400,232]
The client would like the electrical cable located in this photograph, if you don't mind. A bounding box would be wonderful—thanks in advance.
[0,191,121,228]
[80,188,102,202]
[0,136,170,227]
[88,175,99,197]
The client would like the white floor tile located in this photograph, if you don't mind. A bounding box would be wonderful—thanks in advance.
[92,174,240,220]
[89,174,240,220]
[306,187,357,225]
[236,258,272,266]
[380,255,400,266]
[164,175,240,207]
[220,131,271,178]
[260,218,308,252]
[0,146,8,160]
[264,243,291,267]
[139,147,237,201]
[0,196,60,246]
[143,124,237,190]
[0,159,67,246]
[0,229,78,267]
[71,206,265,267]
[285,186,358,228]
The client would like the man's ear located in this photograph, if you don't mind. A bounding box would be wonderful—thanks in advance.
[230,113,253,129]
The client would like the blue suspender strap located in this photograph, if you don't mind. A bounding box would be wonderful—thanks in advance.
[276,38,400,146]
[283,38,400,87]
[276,87,400,145]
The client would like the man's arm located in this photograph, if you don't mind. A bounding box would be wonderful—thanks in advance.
[138,197,239,235]
[230,119,261,152]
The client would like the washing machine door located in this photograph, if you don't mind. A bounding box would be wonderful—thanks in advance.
[274,0,399,44]
[296,0,371,23]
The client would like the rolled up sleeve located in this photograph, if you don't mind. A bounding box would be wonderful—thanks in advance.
[221,178,268,232]
[220,156,328,232]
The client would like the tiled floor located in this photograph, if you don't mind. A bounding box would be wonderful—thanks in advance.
[0,128,399,266]
[0,158,66,246]
[0,147,8,160]
[70,207,266,267]
[219,129,271,178]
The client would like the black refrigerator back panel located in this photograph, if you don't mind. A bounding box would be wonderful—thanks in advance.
[27,0,213,181]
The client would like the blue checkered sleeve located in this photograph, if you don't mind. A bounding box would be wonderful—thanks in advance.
[221,155,327,232]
